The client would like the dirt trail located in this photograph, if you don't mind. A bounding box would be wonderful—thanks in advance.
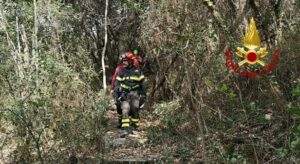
[103,109,162,162]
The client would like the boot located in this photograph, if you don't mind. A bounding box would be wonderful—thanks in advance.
[130,118,139,129]
[117,115,122,129]
[120,117,131,138]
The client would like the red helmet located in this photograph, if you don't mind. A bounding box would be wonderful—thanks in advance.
[120,52,134,63]
[126,52,135,60]
[120,52,131,61]
[120,51,141,68]
[127,52,141,67]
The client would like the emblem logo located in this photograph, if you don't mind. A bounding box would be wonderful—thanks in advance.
[225,18,280,78]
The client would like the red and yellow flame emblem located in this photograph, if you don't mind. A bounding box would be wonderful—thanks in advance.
[225,18,280,78]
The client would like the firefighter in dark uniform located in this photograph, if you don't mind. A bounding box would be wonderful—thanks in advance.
[114,53,146,135]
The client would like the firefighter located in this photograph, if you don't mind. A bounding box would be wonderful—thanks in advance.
[111,51,145,128]
[115,54,145,136]
[111,53,126,128]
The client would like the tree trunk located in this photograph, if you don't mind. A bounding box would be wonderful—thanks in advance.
[101,0,109,91]
[32,0,39,71]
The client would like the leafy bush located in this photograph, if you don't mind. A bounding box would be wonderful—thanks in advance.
[175,145,192,160]
[1,55,109,162]
[290,83,300,157]
[0,1,109,162]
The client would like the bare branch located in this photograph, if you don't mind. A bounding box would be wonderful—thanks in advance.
[101,0,109,91]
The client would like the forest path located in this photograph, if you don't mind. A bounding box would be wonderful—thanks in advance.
[103,107,163,162]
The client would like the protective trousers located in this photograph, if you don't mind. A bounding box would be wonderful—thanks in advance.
[121,91,140,128]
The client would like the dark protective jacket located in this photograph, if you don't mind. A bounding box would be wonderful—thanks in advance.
[111,55,143,90]
[115,66,145,96]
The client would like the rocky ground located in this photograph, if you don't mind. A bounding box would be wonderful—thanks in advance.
[103,109,163,162]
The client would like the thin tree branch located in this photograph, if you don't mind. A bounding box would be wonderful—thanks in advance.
[4,75,16,100]
[101,0,109,91]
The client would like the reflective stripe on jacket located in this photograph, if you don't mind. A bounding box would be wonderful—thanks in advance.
[116,67,145,92]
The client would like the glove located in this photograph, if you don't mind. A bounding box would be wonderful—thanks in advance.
[118,92,126,101]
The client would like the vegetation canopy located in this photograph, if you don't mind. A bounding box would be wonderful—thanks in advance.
[0,0,299,163]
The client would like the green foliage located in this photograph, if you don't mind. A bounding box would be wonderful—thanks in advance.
[0,0,108,162]
[217,83,237,101]
[153,100,181,119]
[121,0,148,12]
[292,83,300,97]
[147,126,171,145]
[161,147,175,163]
[1,55,109,161]
[142,0,299,162]
[147,99,197,160]
[275,148,289,159]
[175,145,192,160]
[290,83,300,157]
[153,99,188,132]
[226,153,247,164]
[0,0,299,162]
